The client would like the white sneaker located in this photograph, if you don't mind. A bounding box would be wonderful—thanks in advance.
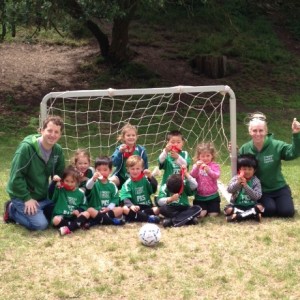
[59,226,72,236]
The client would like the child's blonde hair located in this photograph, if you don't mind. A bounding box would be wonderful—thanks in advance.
[126,155,144,169]
[117,123,138,143]
[71,148,91,166]
[194,142,217,162]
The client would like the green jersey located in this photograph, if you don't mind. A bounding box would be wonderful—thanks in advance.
[159,150,191,186]
[52,187,86,218]
[158,180,195,207]
[120,177,156,206]
[79,167,94,190]
[86,180,119,210]
[239,133,300,192]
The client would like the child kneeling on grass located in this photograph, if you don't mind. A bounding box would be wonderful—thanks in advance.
[120,155,160,223]
[50,166,90,236]
[225,154,264,222]
[86,156,124,226]
[157,166,201,228]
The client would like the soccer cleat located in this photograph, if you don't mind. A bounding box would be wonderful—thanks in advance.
[190,217,199,225]
[226,214,238,222]
[162,218,173,228]
[3,201,14,224]
[81,222,91,230]
[112,218,125,226]
[59,226,72,236]
[147,215,160,224]
[255,213,262,223]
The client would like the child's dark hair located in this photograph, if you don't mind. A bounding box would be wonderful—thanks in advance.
[166,130,184,142]
[62,165,80,183]
[237,154,258,171]
[166,174,183,194]
[95,156,113,169]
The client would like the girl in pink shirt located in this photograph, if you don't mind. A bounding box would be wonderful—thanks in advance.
[190,142,221,217]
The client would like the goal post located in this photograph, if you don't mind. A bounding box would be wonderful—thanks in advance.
[40,85,237,185]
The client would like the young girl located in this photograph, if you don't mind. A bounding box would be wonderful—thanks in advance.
[86,156,124,226]
[120,155,160,223]
[50,166,90,236]
[225,154,264,222]
[71,149,94,194]
[190,142,221,217]
[111,123,148,188]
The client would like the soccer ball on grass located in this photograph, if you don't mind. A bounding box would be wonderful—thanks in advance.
[138,223,161,247]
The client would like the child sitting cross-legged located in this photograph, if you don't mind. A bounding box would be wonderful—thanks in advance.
[50,166,90,236]
[157,166,201,228]
[86,156,125,226]
[225,154,264,222]
[120,155,160,224]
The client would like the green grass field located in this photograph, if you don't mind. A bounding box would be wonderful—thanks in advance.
[1,112,300,300]
[1,2,300,299]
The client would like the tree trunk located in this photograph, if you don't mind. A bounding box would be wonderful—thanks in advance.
[109,0,138,64]
[85,19,109,58]
[60,0,109,58]
[191,55,227,79]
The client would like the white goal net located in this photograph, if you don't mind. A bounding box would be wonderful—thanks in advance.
[40,85,237,193]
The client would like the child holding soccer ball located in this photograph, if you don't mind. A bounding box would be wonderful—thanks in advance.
[85,156,124,226]
[120,155,160,223]
[50,166,90,236]
[111,123,148,189]
[190,142,221,218]
[158,130,192,187]
[224,154,264,222]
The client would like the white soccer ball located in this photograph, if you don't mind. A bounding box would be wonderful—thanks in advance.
[138,223,161,247]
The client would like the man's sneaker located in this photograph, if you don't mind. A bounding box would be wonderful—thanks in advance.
[3,201,14,223]
[148,215,160,224]
[162,218,173,228]
[112,218,125,226]
[59,226,72,236]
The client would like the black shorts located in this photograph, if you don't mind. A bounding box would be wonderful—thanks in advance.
[139,204,155,216]
[193,196,221,214]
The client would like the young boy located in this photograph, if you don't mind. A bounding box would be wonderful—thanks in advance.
[120,155,160,223]
[158,130,192,186]
[86,156,124,226]
[157,166,201,227]
[224,154,264,222]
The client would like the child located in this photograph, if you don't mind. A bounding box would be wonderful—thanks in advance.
[190,142,221,217]
[85,156,124,226]
[225,154,264,222]
[111,123,148,188]
[157,166,201,227]
[158,130,191,186]
[120,155,160,223]
[71,149,94,194]
[50,166,90,236]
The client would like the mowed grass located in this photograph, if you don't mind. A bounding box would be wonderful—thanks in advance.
[1,119,300,300]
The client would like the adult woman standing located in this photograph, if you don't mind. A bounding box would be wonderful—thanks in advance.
[239,112,300,217]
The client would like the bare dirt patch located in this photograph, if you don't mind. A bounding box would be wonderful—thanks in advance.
[0,42,98,106]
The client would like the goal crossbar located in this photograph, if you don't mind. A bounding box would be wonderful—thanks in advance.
[40,85,237,181]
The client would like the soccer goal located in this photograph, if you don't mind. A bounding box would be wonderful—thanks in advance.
[40,85,237,190]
